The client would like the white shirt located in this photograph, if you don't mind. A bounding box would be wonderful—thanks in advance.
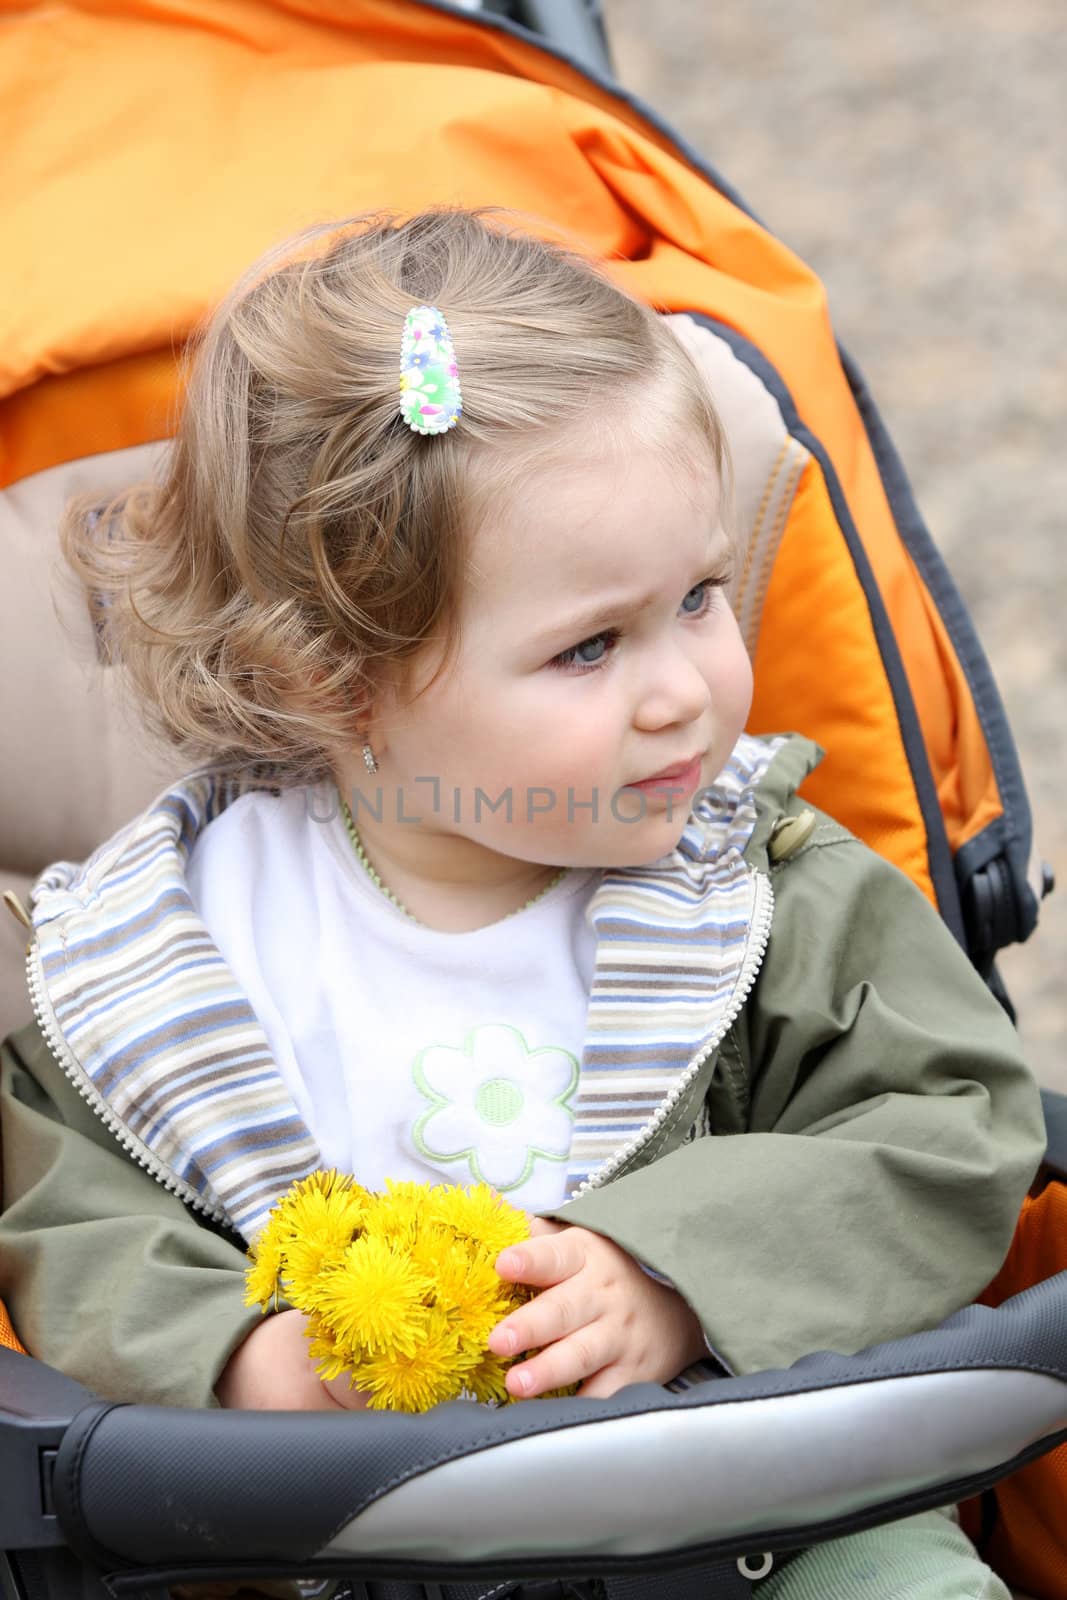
[186,786,600,1210]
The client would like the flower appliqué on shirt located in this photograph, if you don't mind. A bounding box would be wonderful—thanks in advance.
[411,1023,578,1191]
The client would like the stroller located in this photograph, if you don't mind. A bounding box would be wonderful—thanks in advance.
[1,2,1064,1597]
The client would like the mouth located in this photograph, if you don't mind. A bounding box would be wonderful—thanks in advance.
[627,753,705,790]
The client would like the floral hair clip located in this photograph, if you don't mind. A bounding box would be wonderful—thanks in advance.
[399,305,463,435]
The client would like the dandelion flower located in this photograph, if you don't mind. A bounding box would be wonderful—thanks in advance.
[463,1350,514,1407]
[430,1182,530,1259]
[358,1311,467,1413]
[244,1169,367,1311]
[305,1314,359,1385]
[282,1173,367,1292]
[244,1217,287,1311]
[311,1234,431,1357]
[360,1179,427,1246]
[431,1238,512,1351]
[246,1173,543,1411]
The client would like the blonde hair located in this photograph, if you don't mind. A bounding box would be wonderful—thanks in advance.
[62,208,728,784]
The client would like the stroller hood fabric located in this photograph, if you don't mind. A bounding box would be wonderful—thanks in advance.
[0,0,1040,962]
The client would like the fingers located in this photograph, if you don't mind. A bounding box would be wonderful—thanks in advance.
[526,1216,564,1238]
[494,1225,578,1290]
[491,1225,604,1389]
[492,1233,583,1356]
[490,1222,708,1405]
[489,1274,593,1360]
[574,1367,626,1400]
[490,1222,683,1401]
[505,1323,615,1398]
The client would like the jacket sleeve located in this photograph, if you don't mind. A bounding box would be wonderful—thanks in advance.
[547,834,1047,1376]
[0,1018,263,1406]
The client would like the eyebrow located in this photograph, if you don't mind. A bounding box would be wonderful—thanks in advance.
[531,591,659,651]
[531,550,732,652]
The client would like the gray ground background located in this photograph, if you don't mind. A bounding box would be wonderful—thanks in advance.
[603,0,1065,1091]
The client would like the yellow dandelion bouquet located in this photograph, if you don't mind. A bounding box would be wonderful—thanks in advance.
[244,1170,542,1412]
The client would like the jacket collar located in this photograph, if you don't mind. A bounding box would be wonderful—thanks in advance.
[30,733,795,1239]
[568,733,787,1192]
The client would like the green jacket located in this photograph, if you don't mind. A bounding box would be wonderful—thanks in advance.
[0,734,1045,1406]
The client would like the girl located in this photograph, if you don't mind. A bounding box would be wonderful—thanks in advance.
[0,209,1044,1598]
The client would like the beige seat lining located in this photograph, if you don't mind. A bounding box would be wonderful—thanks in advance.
[664,313,810,656]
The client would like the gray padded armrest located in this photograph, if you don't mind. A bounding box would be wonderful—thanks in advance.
[3,1275,1063,1587]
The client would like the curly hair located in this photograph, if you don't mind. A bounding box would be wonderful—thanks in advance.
[61,208,727,785]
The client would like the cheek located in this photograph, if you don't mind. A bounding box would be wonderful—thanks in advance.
[489,681,621,795]
[520,688,616,766]
[707,625,754,723]
[729,637,755,709]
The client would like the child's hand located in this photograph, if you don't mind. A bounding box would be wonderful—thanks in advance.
[488,1218,707,1399]
[215,1308,368,1411]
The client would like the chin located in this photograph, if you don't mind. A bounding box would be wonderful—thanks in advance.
[610,816,694,868]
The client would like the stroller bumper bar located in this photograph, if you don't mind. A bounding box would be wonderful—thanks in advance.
[2,1277,1066,1586]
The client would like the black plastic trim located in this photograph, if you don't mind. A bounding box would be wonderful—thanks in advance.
[0,1354,95,1552]
[48,1405,126,1577]
[1043,1089,1067,1182]
[955,818,1012,883]
[955,821,1033,978]
[507,0,614,79]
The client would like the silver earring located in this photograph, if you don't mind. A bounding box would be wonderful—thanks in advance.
[362,742,379,776]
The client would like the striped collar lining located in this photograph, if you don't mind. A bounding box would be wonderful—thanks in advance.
[31,734,786,1238]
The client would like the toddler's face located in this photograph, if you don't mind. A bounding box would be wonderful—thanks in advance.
[362,424,753,872]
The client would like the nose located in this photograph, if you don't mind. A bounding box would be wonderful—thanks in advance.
[631,637,712,733]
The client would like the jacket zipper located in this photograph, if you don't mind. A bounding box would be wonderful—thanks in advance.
[25,936,231,1226]
[571,867,775,1197]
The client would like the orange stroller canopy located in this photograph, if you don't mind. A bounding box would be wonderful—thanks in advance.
[0,0,1037,952]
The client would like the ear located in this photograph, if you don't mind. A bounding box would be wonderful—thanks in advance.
[286,663,378,749]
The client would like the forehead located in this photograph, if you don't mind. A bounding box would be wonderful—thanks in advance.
[463,432,724,618]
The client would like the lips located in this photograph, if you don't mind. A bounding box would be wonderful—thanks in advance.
[630,753,703,787]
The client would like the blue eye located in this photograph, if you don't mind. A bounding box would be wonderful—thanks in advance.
[548,576,727,676]
[575,632,615,665]
[551,629,620,673]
